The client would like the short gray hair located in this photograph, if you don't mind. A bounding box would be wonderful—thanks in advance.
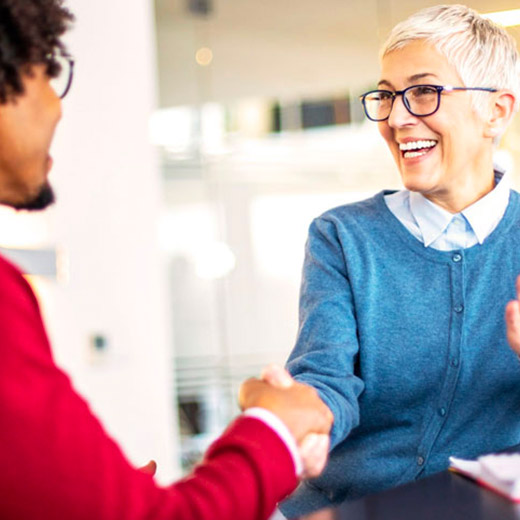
[381,4,520,114]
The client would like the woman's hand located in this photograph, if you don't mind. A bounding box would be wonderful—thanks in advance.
[505,275,520,354]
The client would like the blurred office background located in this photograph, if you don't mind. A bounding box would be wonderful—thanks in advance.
[0,0,519,481]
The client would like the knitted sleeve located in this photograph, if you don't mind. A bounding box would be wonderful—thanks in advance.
[286,216,365,448]
[0,257,297,520]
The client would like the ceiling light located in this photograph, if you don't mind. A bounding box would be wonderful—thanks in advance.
[196,47,213,66]
[483,8,520,27]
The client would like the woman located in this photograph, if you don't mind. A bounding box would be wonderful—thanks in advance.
[280,4,520,517]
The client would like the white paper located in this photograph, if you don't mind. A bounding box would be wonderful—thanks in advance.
[449,453,520,500]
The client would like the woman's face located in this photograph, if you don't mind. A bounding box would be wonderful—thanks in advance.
[378,40,494,211]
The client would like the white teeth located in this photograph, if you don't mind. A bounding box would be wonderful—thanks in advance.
[403,150,429,158]
[399,140,437,151]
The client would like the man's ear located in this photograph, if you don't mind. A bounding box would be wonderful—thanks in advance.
[484,90,516,138]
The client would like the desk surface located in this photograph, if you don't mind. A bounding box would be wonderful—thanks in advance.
[301,470,520,520]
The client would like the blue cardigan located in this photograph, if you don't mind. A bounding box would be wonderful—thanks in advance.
[281,190,520,517]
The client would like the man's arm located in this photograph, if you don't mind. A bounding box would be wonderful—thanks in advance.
[0,258,331,520]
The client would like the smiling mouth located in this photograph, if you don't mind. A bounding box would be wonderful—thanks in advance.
[399,140,438,158]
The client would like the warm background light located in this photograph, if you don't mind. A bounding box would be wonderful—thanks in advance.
[483,8,520,27]
[195,47,213,66]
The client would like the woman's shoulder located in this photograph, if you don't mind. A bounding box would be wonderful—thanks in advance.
[316,190,393,225]
[305,190,396,246]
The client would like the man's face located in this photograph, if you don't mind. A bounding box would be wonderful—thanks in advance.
[0,64,62,211]
[378,40,491,210]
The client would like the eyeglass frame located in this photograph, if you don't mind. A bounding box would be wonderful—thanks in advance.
[359,84,498,122]
[59,56,74,99]
[45,53,75,99]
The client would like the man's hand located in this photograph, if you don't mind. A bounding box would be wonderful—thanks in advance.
[239,365,333,478]
[506,275,520,354]
[139,460,157,476]
[239,366,333,442]
[260,365,331,478]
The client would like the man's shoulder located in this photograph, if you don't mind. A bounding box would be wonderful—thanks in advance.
[0,252,29,288]
[0,252,40,312]
[0,252,24,277]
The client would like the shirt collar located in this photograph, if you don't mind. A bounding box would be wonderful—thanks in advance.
[409,169,510,248]
[409,191,453,247]
[461,169,509,244]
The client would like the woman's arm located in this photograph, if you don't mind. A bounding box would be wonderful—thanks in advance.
[287,216,365,448]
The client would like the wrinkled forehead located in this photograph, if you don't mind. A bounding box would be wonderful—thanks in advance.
[378,41,463,89]
[378,73,441,89]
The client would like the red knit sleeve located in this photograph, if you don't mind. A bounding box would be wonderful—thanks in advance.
[166,417,298,520]
[0,256,297,520]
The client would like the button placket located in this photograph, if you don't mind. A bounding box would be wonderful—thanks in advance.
[414,254,465,478]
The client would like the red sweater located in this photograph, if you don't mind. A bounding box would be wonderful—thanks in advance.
[0,255,297,519]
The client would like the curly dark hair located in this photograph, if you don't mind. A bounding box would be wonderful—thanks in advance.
[0,0,73,102]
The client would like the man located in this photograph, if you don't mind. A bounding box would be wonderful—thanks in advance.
[0,1,332,519]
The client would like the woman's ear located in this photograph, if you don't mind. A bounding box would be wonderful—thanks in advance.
[484,90,516,139]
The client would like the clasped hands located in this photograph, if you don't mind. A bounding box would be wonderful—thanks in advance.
[233,274,520,478]
[239,365,333,479]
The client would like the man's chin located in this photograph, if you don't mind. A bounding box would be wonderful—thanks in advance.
[12,182,56,211]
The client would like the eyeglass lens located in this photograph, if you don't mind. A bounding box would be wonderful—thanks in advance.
[364,86,440,121]
[49,55,73,99]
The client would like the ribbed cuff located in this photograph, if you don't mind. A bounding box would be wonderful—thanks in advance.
[243,408,303,476]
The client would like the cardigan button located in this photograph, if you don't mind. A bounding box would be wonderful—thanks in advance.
[417,456,425,466]
[454,305,464,313]
[452,253,462,262]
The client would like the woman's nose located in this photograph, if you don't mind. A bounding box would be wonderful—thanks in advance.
[387,95,417,128]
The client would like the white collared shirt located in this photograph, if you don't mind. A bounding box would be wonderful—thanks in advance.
[243,408,303,475]
[384,170,510,251]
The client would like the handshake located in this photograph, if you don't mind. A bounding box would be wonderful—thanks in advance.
[239,365,334,479]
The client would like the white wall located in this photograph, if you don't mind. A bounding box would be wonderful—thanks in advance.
[155,3,380,108]
[31,0,178,481]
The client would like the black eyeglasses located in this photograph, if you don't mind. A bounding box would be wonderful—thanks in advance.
[47,53,75,99]
[359,84,497,122]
